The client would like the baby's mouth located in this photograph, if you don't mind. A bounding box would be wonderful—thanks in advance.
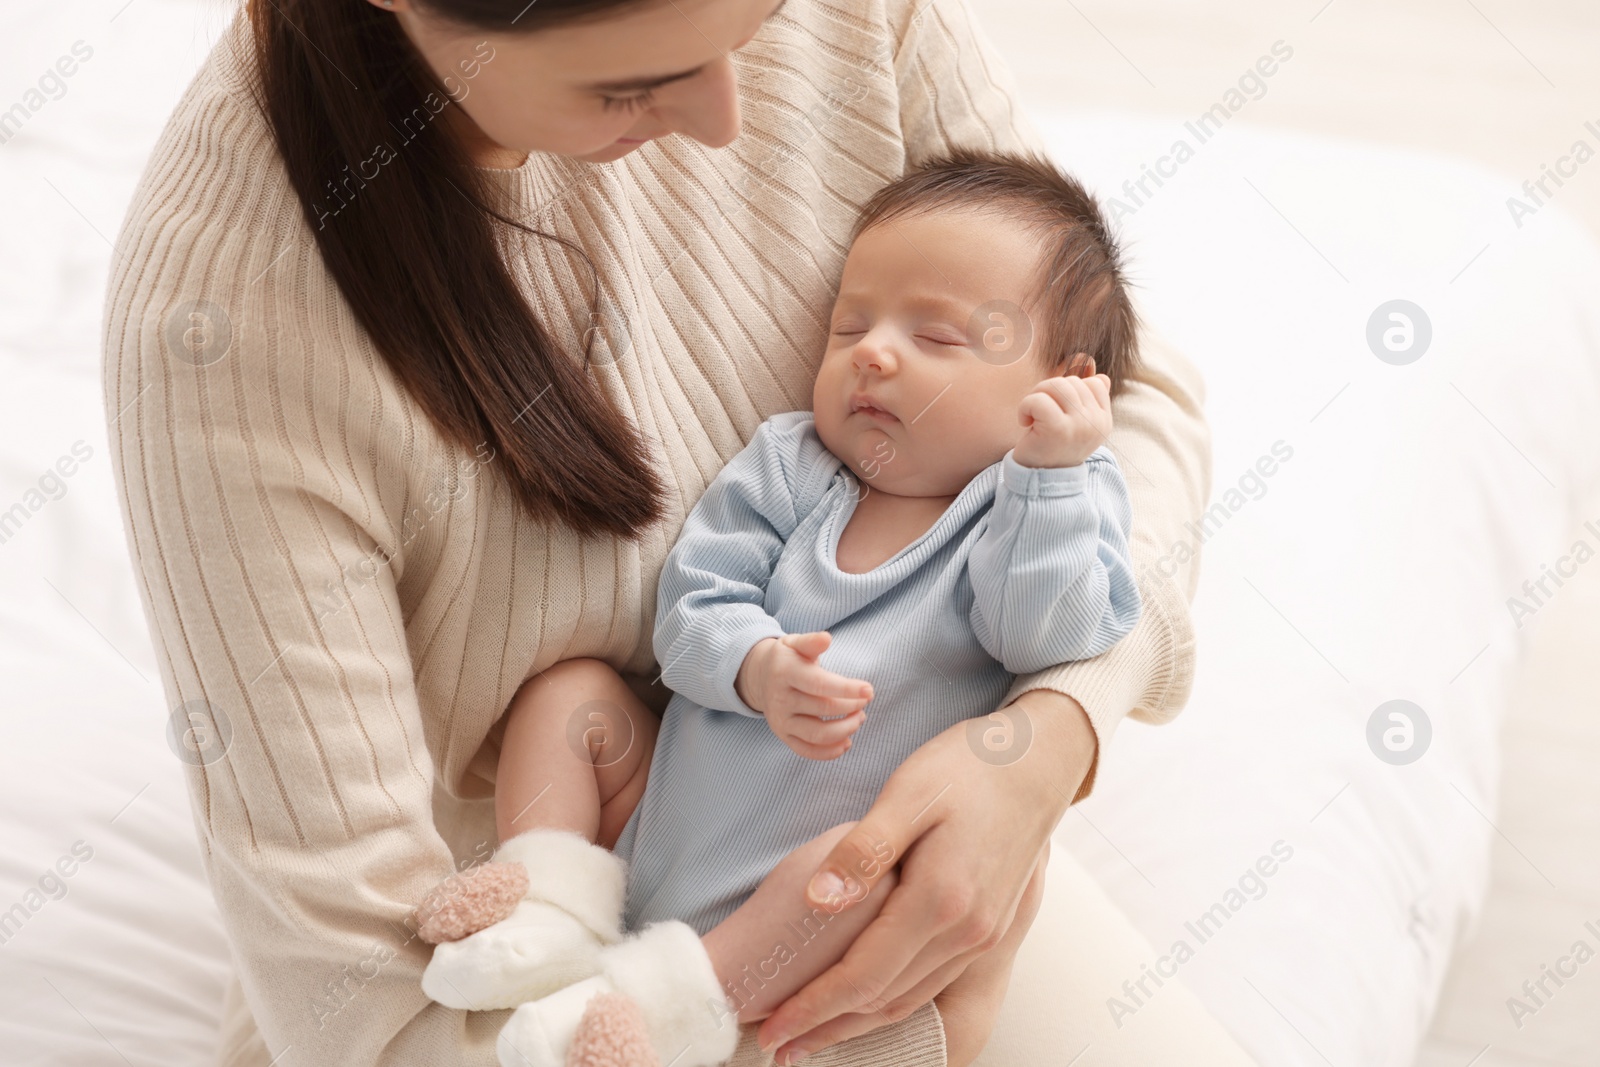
[849,395,898,423]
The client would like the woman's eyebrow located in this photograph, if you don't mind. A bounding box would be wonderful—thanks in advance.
[585,0,791,93]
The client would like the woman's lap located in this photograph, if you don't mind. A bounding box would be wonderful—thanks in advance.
[221,847,1256,1067]
[970,846,1257,1067]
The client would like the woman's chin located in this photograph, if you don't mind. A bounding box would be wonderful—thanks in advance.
[574,139,652,164]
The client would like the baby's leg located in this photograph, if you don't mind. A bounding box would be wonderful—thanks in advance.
[497,657,658,848]
[701,822,898,1024]
[421,659,657,1011]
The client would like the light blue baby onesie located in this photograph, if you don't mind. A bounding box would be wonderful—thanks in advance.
[612,410,1140,935]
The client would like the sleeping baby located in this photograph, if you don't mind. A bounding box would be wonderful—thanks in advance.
[412,148,1143,1067]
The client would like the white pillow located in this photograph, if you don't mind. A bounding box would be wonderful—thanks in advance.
[1041,111,1600,1066]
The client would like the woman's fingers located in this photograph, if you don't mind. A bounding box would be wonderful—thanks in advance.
[769,1009,887,1067]
[803,769,940,909]
[771,955,971,1065]
[871,842,1046,1002]
[757,891,931,1052]
[758,799,958,1050]
[771,848,1051,1061]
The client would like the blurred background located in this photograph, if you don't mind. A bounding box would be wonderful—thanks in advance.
[987,0,1600,240]
[981,5,1600,1063]
[1,2,1595,1065]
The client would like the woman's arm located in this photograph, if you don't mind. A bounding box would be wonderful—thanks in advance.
[104,233,504,1064]
[754,0,1212,1056]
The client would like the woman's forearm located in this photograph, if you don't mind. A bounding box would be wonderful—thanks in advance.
[1001,687,1098,822]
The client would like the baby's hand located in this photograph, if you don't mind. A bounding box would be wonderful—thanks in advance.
[734,632,872,760]
[1012,359,1114,469]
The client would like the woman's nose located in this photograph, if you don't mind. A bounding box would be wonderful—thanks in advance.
[660,58,741,149]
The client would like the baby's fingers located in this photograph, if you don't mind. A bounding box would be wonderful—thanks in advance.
[782,713,863,761]
[784,735,855,761]
[1017,390,1064,429]
[786,709,866,747]
[779,688,872,719]
[1085,373,1112,407]
[785,659,873,702]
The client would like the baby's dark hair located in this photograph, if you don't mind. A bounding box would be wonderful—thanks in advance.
[850,149,1140,393]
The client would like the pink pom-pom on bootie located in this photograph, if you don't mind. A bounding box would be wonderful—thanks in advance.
[565,992,662,1067]
[414,861,530,944]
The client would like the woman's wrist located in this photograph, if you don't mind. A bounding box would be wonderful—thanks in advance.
[1001,686,1097,821]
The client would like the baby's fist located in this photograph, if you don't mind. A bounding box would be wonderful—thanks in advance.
[1012,363,1113,469]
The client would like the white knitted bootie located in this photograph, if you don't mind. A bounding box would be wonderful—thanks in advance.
[495,921,738,1067]
[422,830,627,1010]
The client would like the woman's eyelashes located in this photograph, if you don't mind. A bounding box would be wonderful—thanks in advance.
[601,89,656,113]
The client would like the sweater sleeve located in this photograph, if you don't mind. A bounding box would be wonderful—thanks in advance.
[968,450,1141,676]
[888,0,1214,800]
[102,191,505,1064]
[653,413,833,717]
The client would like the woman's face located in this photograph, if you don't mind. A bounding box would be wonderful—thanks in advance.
[383,0,786,166]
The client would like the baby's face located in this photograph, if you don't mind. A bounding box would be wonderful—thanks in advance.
[813,207,1057,499]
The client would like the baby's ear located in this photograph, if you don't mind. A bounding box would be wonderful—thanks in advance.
[1063,352,1096,379]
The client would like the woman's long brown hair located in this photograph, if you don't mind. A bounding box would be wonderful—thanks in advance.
[246,0,665,540]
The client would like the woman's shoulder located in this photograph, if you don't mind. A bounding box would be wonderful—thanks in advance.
[104,14,319,355]
[100,16,420,522]
[111,14,307,279]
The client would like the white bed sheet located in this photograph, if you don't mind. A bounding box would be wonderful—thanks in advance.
[3,3,1598,1065]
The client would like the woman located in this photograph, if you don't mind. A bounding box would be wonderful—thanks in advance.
[102,0,1256,1063]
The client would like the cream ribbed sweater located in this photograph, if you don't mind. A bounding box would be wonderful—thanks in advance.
[102,2,1209,1065]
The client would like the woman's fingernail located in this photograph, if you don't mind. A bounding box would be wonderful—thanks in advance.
[785,1049,810,1065]
[807,871,845,904]
[761,1030,790,1053]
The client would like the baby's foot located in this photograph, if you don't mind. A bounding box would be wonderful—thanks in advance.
[495,922,738,1067]
[421,830,628,1011]
[567,992,661,1067]
[424,897,607,1009]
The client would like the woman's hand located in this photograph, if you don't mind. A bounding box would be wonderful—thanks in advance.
[755,688,1096,1062]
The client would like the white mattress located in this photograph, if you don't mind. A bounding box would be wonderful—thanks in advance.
[3,3,1598,1065]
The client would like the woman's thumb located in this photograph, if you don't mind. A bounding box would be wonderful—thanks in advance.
[805,816,905,910]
